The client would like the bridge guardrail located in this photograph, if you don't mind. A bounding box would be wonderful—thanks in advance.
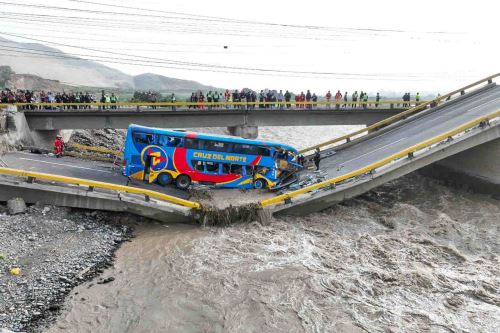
[0,167,201,210]
[298,73,500,154]
[259,109,500,208]
[1,100,418,109]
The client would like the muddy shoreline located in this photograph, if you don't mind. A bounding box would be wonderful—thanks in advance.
[0,204,135,333]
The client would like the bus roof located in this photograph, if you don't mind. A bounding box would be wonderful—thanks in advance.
[128,124,299,153]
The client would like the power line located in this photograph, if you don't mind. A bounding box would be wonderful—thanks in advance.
[0,45,432,81]
[0,33,433,78]
[0,0,462,37]
[65,0,461,35]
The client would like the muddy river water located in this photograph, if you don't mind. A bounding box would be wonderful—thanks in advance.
[48,126,499,333]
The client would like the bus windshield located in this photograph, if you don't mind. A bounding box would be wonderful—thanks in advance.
[122,124,302,190]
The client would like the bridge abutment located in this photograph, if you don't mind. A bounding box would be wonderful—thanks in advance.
[420,138,500,194]
[227,125,259,139]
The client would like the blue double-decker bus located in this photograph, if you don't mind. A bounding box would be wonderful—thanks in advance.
[122,124,302,190]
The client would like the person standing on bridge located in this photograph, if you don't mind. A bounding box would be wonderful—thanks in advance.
[170,93,176,111]
[415,92,421,106]
[306,90,312,109]
[284,90,291,108]
[313,148,321,171]
[312,93,318,108]
[343,92,348,108]
[100,90,106,110]
[352,91,358,108]
[335,90,342,110]
[326,90,332,109]
[277,90,284,109]
[375,92,380,107]
[110,93,118,109]
[54,134,64,158]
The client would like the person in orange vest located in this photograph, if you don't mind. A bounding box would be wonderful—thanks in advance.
[335,90,342,109]
[54,134,64,158]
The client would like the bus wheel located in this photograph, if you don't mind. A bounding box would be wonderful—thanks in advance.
[253,179,266,189]
[157,172,173,186]
[176,175,191,190]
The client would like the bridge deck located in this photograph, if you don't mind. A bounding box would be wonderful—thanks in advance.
[320,85,500,180]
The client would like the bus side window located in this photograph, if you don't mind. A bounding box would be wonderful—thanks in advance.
[205,161,219,173]
[230,164,243,175]
[158,135,169,146]
[222,163,231,174]
[133,132,153,144]
[192,160,204,172]
[185,138,198,149]
[244,166,254,176]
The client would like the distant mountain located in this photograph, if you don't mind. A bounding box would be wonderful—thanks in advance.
[0,37,220,93]
[133,73,218,94]
[0,37,133,89]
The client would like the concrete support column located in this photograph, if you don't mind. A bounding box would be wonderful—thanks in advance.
[227,125,259,139]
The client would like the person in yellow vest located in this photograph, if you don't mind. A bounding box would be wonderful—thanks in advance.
[110,93,118,109]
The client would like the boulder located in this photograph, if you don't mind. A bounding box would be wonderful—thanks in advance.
[7,197,27,215]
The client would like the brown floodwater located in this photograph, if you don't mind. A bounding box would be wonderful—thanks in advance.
[46,173,500,333]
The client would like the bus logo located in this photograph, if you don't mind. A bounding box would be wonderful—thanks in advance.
[141,146,168,171]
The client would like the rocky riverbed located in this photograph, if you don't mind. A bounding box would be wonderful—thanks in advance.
[0,202,134,333]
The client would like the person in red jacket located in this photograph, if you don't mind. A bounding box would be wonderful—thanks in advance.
[54,134,64,158]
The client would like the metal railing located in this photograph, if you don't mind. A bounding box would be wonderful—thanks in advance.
[298,73,500,154]
[0,100,418,110]
[0,167,201,210]
[259,109,500,208]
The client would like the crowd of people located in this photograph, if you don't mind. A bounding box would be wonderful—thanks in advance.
[0,88,98,109]
[1,88,425,110]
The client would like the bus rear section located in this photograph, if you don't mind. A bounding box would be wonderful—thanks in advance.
[122,125,302,190]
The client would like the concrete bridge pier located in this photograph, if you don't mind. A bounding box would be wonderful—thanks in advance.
[1,109,68,151]
[227,125,259,139]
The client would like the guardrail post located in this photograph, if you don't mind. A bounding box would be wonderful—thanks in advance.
[408,152,414,159]
[136,106,140,111]
[284,196,292,204]
[460,90,465,96]
[27,176,34,184]
[88,185,94,192]
[145,194,150,202]
[346,137,351,143]
[488,79,493,84]
[390,103,394,109]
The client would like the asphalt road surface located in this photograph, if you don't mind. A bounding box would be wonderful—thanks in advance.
[319,85,500,180]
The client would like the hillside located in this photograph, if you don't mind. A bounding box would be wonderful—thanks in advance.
[133,73,218,94]
[0,37,219,93]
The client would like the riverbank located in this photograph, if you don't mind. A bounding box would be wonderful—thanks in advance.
[0,203,134,333]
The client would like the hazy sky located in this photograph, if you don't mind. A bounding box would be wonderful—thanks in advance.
[0,0,498,94]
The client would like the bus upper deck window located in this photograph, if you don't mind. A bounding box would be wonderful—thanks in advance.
[185,138,198,149]
[133,132,153,144]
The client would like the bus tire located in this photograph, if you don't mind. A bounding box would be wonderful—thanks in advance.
[253,179,266,189]
[176,175,191,190]
[157,172,173,186]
